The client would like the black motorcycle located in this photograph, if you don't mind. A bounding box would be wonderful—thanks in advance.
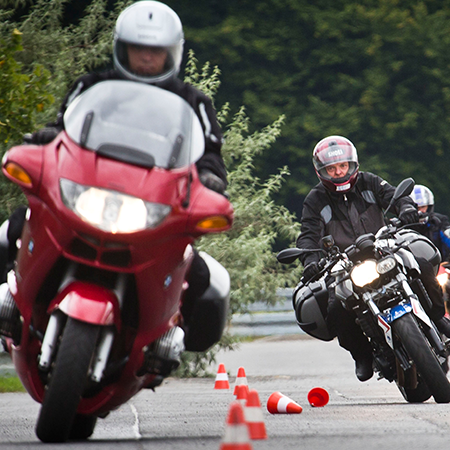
[278,178,450,403]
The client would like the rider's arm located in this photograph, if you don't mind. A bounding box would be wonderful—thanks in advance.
[296,196,325,266]
[368,172,416,215]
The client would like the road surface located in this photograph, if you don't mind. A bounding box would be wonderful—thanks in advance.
[1,335,450,449]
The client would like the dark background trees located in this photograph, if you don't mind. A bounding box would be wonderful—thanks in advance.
[166,0,450,218]
[3,0,450,217]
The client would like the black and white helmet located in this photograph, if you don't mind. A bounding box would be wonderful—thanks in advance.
[113,1,184,85]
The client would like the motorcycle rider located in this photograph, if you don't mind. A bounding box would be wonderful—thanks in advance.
[2,1,228,353]
[409,184,450,262]
[296,135,450,382]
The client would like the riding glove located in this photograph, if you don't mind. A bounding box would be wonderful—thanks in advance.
[30,127,59,145]
[199,170,226,195]
[302,261,320,282]
[399,206,419,225]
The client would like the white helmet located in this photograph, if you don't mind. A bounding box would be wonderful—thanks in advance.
[113,1,184,85]
[410,184,434,212]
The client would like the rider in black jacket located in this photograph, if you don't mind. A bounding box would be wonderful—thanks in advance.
[5,1,228,353]
[297,136,450,381]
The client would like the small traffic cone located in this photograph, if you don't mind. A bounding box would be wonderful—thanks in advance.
[307,387,329,407]
[244,389,267,440]
[233,366,249,395]
[214,363,230,390]
[267,391,303,414]
[220,401,253,450]
[235,384,249,405]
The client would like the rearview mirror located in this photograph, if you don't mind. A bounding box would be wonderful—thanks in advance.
[277,248,303,264]
[385,177,415,215]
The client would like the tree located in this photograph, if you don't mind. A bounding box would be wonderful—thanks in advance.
[166,0,450,217]
[178,53,303,376]
[0,29,54,219]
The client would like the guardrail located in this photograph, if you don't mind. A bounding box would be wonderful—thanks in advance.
[229,288,303,336]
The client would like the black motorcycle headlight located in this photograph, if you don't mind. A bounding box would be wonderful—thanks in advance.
[376,256,397,275]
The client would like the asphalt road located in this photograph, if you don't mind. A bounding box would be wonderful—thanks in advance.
[1,335,450,449]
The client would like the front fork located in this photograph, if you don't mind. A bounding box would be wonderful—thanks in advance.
[38,273,127,383]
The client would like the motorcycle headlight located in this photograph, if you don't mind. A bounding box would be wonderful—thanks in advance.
[351,260,379,287]
[376,256,397,275]
[60,178,171,233]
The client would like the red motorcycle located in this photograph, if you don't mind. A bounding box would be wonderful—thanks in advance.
[0,80,233,442]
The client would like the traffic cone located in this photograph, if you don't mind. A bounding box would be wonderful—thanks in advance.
[307,387,329,407]
[214,363,230,390]
[235,384,249,405]
[267,391,303,414]
[233,366,249,395]
[244,389,267,440]
[220,401,253,450]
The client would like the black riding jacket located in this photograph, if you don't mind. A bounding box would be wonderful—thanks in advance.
[412,212,450,262]
[296,172,416,266]
[49,69,227,185]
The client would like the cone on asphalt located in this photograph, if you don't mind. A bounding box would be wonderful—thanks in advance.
[267,391,303,414]
[214,363,230,390]
[220,401,253,450]
[244,389,267,440]
[235,384,249,405]
[233,366,249,395]
[307,387,329,407]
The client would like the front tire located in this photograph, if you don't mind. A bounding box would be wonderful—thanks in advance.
[392,313,450,403]
[36,318,100,443]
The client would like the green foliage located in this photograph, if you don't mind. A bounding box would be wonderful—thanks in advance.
[0,28,53,219]
[0,29,54,147]
[179,55,302,375]
[185,56,302,318]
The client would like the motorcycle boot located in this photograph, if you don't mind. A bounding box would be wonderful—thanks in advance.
[435,316,450,339]
[354,356,374,382]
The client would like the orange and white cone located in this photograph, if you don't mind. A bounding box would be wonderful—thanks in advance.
[233,366,249,395]
[220,401,253,450]
[214,363,230,390]
[267,391,303,414]
[244,389,267,440]
[235,384,249,406]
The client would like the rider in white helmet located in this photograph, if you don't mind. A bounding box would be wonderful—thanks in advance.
[31,1,227,194]
[410,184,450,261]
[113,1,184,86]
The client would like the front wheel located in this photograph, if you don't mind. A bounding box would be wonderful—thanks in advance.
[392,313,450,404]
[36,318,100,443]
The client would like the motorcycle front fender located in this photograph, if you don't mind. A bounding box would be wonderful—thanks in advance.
[48,281,121,330]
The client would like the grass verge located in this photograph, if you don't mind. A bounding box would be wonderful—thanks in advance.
[0,376,25,393]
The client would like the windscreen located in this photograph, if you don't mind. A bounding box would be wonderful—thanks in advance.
[64,80,205,169]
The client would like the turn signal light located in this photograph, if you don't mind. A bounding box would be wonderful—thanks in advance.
[196,215,230,230]
[4,162,33,187]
